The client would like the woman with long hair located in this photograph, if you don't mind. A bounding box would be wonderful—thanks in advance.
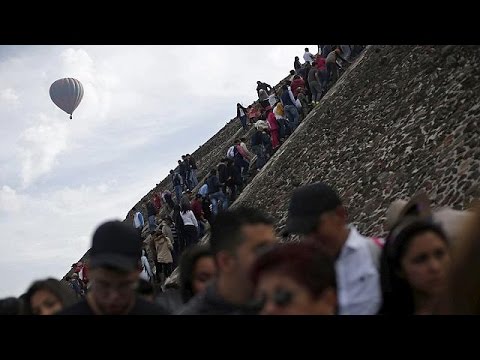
[379,218,451,315]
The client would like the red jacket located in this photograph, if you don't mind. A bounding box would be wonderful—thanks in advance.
[153,194,162,210]
[235,144,248,160]
[267,111,278,131]
[191,199,203,220]
[315,57,326,71]
[291,78,305,96]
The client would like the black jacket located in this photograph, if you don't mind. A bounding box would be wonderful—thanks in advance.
[155,288,184,314]
[256,82,272,95]
[251,131,264,147]
[227,164,242,186]
[189,157,197,170]
[236,105,247,118]
[59,296,170,315]
[206,175,220,194]
[294,58,301,70]
[176,283,259,315]
[178,162,187,176]
[146,202,157,217]
[172,173,182,187]
[217,163,228,183]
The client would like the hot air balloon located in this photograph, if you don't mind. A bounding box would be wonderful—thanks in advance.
[49,78,84,119]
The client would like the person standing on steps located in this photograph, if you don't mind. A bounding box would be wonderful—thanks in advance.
[256,81,272,95]
[170,170,183,203]
[237,103,249,131]
[294,56,302,73]
[133,206,145,237]
[303,47,315,64]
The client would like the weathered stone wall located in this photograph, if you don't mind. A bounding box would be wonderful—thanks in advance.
[234,45,480,237]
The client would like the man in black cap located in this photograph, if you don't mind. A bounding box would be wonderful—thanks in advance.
[284,182,382,315]
[59,221,169,315]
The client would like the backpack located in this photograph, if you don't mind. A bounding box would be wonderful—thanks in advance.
[226,146,236,159]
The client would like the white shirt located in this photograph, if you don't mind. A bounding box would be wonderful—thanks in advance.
[239,108,245,117]
[303,51,314,64]
[287,86,296,105]
[335,225,381,315]
[140,255,153,281]
[180,210,199,228]
[134,211,144,228]
[268,94,277,107]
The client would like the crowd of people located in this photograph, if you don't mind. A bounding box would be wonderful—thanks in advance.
[119,45,363,290]
[234,45,364,174]
[2,45,477,315]
[3,182,477,315]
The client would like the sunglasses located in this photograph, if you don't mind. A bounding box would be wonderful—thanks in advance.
[254,288,295,310]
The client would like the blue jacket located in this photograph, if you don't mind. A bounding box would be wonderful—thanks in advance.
[281,89,295,107]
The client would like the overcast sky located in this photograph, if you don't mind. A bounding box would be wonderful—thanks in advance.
[0,45,316,298]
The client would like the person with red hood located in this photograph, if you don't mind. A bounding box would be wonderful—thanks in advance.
[290,75,305,97]
[314,56,329,91]
[314,55,327,71]
[266,107,280,149]
[153,193,162,212]
[247,104,263,124]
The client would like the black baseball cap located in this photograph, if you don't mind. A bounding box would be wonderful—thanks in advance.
[89,221,142,272]
[284,182,342,235]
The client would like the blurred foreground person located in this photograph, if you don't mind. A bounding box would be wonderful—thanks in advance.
[60,221,169,315]
[379,218,451,315]
[251,241,337,315]
[179,244,216,304]
[178,207,277,315]
[0,297,25,315]
[24,278,77,315]
[438,203,480,314]
[156,244,216,313]
[285,182,381,315]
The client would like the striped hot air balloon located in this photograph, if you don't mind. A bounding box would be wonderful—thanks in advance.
[49,78,84,119]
